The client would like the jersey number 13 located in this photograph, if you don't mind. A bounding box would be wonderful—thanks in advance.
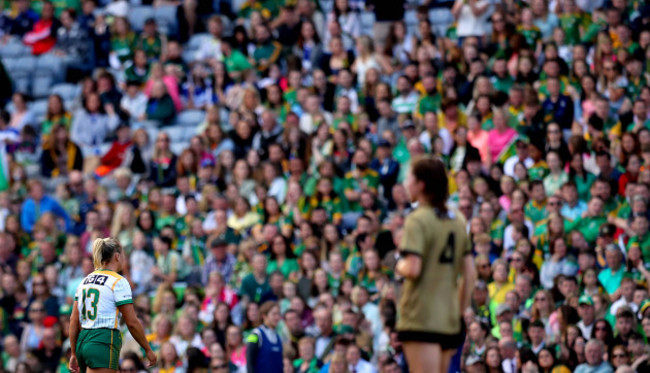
[81,288,100,320]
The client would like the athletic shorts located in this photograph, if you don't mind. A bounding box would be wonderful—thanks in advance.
[397,320,466,350]
[77,328,122,373]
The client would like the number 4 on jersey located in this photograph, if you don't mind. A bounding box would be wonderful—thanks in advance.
[439,233,455,264]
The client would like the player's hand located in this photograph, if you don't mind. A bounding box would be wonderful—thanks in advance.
[69,355,79,373]
[145,349,157,367]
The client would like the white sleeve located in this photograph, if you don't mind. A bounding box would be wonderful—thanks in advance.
[113,278,133,306]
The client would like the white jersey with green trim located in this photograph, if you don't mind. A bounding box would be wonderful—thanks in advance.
[74,270,133,330]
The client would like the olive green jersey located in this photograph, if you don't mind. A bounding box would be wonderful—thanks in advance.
[397,205,471,335]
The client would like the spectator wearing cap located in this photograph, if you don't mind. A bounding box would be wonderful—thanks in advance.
[577,295,596,339]
[202,238,237,286]
[598,244,626,297]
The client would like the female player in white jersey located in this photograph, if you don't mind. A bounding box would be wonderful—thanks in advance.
[69,238,156,373]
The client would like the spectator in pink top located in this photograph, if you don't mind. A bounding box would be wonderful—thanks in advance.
[145,63,183,112]
[487,109,517,164]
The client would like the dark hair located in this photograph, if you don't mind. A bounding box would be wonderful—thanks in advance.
[269,235,295,260]
[121,351,146,371]
[411,156,449,215]
[186,347,208,373]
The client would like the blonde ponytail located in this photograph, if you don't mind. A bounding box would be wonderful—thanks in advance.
[92,237,122,269]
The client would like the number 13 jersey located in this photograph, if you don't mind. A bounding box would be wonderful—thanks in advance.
[75,269,133,330]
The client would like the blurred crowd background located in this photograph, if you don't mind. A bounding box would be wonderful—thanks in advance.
[1,0,650,372]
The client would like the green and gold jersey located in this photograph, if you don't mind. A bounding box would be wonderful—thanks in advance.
[74,270,132,330]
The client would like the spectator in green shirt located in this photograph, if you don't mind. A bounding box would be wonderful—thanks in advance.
[525,180,548,225]
[240,253,271,304]
[598,244,627,297]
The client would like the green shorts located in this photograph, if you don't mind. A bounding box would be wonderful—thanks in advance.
[77,328,122,373]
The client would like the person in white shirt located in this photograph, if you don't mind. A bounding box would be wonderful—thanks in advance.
[419,111,452,155]
[391,76,419,114]
[503,138,534,177]
[346,344,377,373]
[300,94,333,135]
[577,295,596,339]
[451,0,491,39]
[610,278,638,317]
[120,81,148,121]
[195,16,223,63]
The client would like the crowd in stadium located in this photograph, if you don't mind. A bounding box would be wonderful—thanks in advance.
[1,0,650,372]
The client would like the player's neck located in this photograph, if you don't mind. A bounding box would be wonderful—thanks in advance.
[96,263,119,272]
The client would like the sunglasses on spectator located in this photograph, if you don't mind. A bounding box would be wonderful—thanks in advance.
[121,367,136,372]
[534,297,547,302]
[613,354,626,358]
[548,201,561,206]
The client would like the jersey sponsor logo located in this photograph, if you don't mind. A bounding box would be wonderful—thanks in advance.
[83,274,109,286]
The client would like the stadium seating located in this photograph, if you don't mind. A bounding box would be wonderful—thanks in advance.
[50,83,81,102]
[154,5,179,36]
[128,5,156,32]
[164,125,195,144]
[175,109,205,127]
[0,39,30,59]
